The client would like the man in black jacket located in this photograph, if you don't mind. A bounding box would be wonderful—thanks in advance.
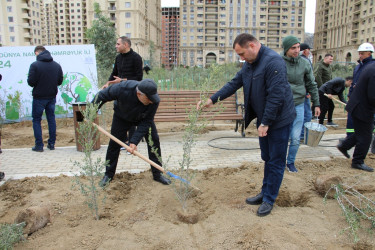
[318,76,352,125]
[198,33,295,217]
[337,64,375,172]
[102,36,143,89]
[93,79,171,186]
[27,46,63,152]
[102,36,143,146]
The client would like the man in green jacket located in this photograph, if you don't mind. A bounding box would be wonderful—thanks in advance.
[313,53,333,119]
[282,36,321,173]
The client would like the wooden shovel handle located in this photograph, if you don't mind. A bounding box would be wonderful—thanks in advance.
[92,123,166,174]
[324,93,347,106]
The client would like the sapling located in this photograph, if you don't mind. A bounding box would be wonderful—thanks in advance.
[149,64,224,213]
[324,183,375,243]
[0,222,25,249]
[71,102,108,220]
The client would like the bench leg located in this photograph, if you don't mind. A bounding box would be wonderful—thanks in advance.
[235,119,246,137]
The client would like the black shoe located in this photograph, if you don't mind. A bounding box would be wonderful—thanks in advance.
[351,163,374,172]
[32,146,43,152]
[153,175,171,185]
[47,143,55,150]
[336,144,350,159]
[326,121,338,127]
[0,172,4,181]
[257,202,273,217]
[99,175,111,187]
[245,193,263,205]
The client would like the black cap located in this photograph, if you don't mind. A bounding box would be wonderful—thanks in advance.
[138,79,160,103]
[300,43,312,51]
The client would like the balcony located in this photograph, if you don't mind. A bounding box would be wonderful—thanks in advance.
[205,14,218,20]
[22,12,31,20]
[108,6,116,12]
[205,7,218,13]
[205,0,218,5]
[268,24,280,29]
[268,1,281,7]
[205,29,218,35]
[268,9,281,14]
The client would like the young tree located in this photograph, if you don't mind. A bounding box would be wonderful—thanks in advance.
[85,2,117,87]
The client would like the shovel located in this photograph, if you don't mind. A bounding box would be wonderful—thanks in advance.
[324,93,347,106]
[93,123,197,189]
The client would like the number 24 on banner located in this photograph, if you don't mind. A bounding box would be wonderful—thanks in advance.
[0,60,11,68]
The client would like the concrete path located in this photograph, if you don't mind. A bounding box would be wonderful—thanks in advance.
[0,130,350,181]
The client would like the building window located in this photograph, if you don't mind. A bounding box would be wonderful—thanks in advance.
[125,12,131,18]
[7,6,12,12]
[125,2,131,7]
[8,16,14,22]
[125,23,131,28]
[126,33,131,38]
[9,26,14,32]
[10,36,15,42]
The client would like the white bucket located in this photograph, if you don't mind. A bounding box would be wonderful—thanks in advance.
[304,122,327,147]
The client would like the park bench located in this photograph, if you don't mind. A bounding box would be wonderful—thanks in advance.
[154,90,245,137]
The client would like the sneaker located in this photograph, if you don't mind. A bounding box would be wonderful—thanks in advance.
[32,146,43,152]
[286,163,298,173]
[47,143,55,150]
[326,121,338,127]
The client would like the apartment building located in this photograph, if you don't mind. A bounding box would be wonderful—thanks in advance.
[314,0,375,63]
[1,0,162,65]
[0,0,43,46]
[88,0,162,65]
[179,0,305,67]
[162,7,180,68]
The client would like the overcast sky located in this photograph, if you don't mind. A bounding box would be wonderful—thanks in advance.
[161,0,316,33]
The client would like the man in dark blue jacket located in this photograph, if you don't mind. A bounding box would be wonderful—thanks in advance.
[346,43,375,136]
[337,64,375,172]
[93,79,171,186]
[198,33,295,217]
[318,76,352,125]
[27,46,63,152]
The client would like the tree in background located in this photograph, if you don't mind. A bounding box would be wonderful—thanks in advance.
[85,2,117,88]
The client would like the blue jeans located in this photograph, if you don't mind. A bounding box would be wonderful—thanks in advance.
[32,98,56,148]
[287,103,304,164]
[259,124,290,205]
[300,97,312,139]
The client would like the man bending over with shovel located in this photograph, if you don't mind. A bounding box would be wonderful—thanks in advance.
[93,79,171,186]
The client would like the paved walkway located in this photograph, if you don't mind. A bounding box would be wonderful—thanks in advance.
[0,130,349,181]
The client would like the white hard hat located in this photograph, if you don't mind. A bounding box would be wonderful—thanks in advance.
[358,43,374,52]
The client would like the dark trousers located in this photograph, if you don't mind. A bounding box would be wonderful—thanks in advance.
[346,113,354,136]
[32,98,56,148]
[318,91,334,124]
[259,124,290,205]
[341,115,374,164]
[105,114,162,179]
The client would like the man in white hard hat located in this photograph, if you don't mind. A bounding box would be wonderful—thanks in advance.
[339,43,375,160]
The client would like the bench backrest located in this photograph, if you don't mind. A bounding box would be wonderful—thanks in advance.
[155,90,241,122]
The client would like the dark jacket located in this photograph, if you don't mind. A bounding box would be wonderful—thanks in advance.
[109,49,143,81]
[314,60,332,88]
[319,77,347,103]
[210,45,295,130]
[27,50,63,99]
[93,81,158,145]
[349,56,375,97]
[346,63,375,123]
